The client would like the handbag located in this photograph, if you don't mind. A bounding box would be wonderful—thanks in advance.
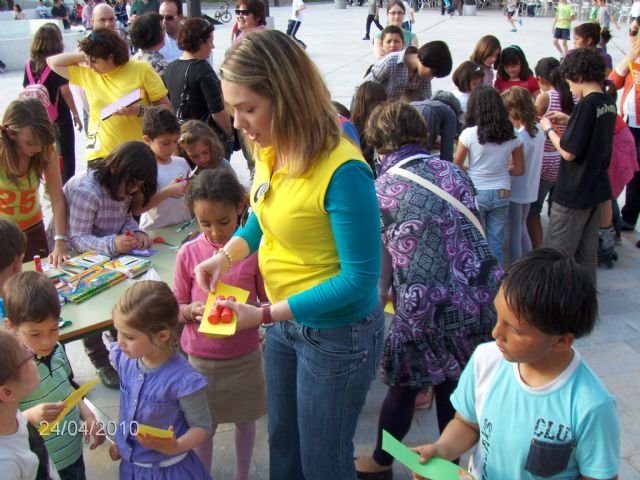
[387,156,486,238]
[176,60,210,125]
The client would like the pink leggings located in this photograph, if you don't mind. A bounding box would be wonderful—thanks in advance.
[194,421,256,480]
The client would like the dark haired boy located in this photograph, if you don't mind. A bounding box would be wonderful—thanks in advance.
[5,272,105,478]
[412,248,620,480]
[136,106,191,229]
[363,41,453,101]
[540,47,615,283]
[0,218,26,322]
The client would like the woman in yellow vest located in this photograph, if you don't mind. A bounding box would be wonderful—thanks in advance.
[195,30,384,480]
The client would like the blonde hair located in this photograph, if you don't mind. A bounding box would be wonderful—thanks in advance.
[112,281,179,349]
[178,120,225,169]
[0,98,56,184]
[221,30,340,176]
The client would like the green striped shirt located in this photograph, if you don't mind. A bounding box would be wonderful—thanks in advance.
[19,343,83,471]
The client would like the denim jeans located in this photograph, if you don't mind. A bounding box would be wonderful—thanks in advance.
[264,305,384,480]
[475,189,509,266]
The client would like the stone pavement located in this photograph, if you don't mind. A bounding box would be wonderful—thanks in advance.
[1,3,640,478]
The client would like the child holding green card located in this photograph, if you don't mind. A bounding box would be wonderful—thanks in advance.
[412,249,620,480]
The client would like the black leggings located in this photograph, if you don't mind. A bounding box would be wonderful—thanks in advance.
[56,115,76,185]
[372,379,458,466]
[365,14,383,37]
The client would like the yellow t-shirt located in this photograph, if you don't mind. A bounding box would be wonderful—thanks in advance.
[249,137,367,303]
[0,168,42,230]
[69,60,168,161]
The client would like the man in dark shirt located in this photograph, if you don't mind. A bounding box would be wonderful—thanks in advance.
[540,48,615,282]
[130,0,160,17]
[51,0,71,29]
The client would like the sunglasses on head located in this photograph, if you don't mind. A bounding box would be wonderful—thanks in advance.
[160,14,176,20]
[236,9,250,15]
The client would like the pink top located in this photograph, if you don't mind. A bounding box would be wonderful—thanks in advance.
[173,233,267,359]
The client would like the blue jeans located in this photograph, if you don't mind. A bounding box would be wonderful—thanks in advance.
[476,189,509,266]
[264,305,384,480]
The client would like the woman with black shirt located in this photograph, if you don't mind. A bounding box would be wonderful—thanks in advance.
[162,18,234,158]
[24,23,82,184]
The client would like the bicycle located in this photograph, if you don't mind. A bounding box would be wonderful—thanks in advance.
[214,1,233,23]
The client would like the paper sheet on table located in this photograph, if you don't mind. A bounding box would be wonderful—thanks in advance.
[381,430,475,480]
[39,379,99,435]
[197,282,250,338]
[101,88,144,120]
[137,424,174,439]
[384,300,395,314]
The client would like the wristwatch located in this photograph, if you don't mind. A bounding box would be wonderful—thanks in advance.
[260,305,275,329]
[544,127,556,137]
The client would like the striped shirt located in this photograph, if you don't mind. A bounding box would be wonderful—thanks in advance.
[541,89,566,182]
[19,343,83,471]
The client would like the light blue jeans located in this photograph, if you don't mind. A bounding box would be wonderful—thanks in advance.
[476,189,510,266]
[264,305,384,480]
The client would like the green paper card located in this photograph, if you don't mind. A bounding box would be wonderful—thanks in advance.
[381,430,475,480]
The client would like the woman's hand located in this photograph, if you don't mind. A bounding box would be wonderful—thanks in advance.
[114,103,143,117]
[186,301,205,323]
[48,241,70,267]
[215,299,262,331]
[195,253,229,293]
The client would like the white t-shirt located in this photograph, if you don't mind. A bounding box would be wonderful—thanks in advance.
[290,0,304,21]
[139,156,192,230]
[0,411,60,480]
[452,342,620,480]
[159,32,182,64]
[458,126,523,191]
[510,124,544,204]
[451,87,469,124]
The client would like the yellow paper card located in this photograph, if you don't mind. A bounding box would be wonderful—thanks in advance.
[137,424,174,439]
[197,282,250,338]
[39,379,99,435]
[384,300,395,314]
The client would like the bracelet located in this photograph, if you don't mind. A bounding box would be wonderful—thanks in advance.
[138,105,145,117]
[544,127,556,137]
[261,305,274,328]
[54,234,68,242]
[217,248,233,272]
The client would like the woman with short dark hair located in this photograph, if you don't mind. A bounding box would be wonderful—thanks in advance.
[46,27,171,163]
[131,12,167,74]
[163,18,234,158]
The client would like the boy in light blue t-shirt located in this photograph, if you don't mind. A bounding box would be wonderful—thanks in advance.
[413,248,620,480]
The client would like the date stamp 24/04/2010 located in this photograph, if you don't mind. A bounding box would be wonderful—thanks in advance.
[38,420,139,437]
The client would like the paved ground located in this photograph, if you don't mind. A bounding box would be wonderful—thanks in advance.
[3,3,640,478]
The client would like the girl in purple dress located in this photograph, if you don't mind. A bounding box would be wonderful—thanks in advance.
[109,281,213,480]
[355,101,501,478]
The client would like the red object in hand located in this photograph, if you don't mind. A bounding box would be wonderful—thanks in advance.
[125,231,133,237]
[208,296,226,324]
[221,296,236,323]
[176,175,184,183]
[33,255,43,273]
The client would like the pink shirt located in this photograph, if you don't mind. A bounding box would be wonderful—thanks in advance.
[173,233,267,359]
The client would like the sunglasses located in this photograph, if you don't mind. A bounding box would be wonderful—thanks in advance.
[160,14,176,20]
[235,9,250,15]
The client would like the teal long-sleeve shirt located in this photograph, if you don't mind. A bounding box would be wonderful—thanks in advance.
[235,160,381,328]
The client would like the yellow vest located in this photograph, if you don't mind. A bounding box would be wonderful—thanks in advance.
[250,137,366,303]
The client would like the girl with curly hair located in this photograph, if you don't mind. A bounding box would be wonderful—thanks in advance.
[454,84,524,266]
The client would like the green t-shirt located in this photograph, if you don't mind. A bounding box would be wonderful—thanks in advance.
[556,2,575,29]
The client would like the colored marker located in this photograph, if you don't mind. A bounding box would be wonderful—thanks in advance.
[33,255,43,273]
[220,296,236,323]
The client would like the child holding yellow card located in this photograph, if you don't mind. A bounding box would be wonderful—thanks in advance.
[109,281,213,479]
[173,169,267,479]
[4,271,105,478]
[0,328,60,480]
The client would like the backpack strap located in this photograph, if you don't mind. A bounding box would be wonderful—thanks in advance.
[38,65,52,85]
[25,59,36,85]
